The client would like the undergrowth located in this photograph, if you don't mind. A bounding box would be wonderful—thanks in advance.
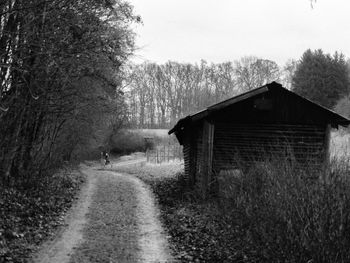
[109,130,156,155]
[150,174,245,262]
[223,159,350,262]
[0,167,85,263]
[150,159,350,262]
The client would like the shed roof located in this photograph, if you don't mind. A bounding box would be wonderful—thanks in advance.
[169,81,350,135]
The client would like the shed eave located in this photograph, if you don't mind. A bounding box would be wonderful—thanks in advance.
[208,85,269,112]
[169,84,271,134]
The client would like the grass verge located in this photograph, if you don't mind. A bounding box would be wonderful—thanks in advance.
[149,174,244,262]
[114,162,241,262]
[116,159,350,262]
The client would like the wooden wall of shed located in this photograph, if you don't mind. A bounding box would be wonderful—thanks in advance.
[183,121,215,197]
[183,128,199,185]
[183,142,191,179]
[197,121,214,197]
[213,123,326,173]
[195,124,203,174]
[182,122,204,186]
[180,86,339,197]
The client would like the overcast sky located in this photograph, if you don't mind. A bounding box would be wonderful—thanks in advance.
[129,0,350,66]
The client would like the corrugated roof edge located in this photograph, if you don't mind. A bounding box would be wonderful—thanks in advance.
[168,81,350,135]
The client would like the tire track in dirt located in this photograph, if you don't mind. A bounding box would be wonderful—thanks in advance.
[128,175,173,262]
[32,162,173,263]
[69,170,140,262]
[32,164,97,263]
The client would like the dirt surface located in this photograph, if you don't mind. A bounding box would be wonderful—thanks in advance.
[32,164,97,263]
[32,160,173,263]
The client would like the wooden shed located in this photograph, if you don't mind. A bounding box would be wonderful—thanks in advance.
[168,82,350,196]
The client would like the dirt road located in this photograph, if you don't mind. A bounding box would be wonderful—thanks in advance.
[32,160,172,263]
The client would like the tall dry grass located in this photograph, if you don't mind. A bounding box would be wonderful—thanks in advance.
[220,157,350,262]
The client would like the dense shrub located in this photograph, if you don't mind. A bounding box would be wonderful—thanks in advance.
[109,130,156,154]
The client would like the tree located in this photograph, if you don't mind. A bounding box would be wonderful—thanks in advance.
[281,59,298,89]
[310,0,317,8]
[334,96,350,119]
[292,49,350,109]
[234,56,281,92]
[0,0,138,185]
[127,59,282,128]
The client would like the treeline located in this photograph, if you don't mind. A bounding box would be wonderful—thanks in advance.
[293,49,350,109]
[0,0,138,186]
[127,50,350,129]
[126,57,296,128]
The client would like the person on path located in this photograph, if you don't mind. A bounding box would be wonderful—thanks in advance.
[101,151,110,166]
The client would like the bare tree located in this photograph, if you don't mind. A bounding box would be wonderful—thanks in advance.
[234,56,281,92]
[126,58,281,129]
[281,59,298,89]
[0,0,138,185]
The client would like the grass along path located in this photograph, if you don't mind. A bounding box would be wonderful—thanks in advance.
[33,161,172,263]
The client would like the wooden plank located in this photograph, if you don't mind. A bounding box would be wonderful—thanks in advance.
[189,132,197,185]
[208,121,214,194]
[200,120,214,198]
[201,121,209,197]
[183,143,191,178]
[212,122,326,172]
[324,124,331,166]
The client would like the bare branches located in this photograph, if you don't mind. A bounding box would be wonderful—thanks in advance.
[0,0,137,185]
[234,56,281,92]
[128,58,285,128]
[310,0,317,9]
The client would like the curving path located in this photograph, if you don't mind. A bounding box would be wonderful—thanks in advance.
[32,160,172,263]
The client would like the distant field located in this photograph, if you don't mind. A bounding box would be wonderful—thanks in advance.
[127,129,170,138]
[330,130,350,159]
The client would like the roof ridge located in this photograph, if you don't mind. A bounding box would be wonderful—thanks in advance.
[168,81,350,135]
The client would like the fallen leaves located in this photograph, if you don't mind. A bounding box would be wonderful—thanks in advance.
[143,174,245,262]
[0,169,85,262]
[112,162,253,262]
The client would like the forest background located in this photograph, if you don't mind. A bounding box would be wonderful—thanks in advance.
[1,0,350,185]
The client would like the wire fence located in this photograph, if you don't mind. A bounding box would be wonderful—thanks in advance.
[146,144,183,164]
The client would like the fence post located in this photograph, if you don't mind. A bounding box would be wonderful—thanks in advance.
[168,144,170,162]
